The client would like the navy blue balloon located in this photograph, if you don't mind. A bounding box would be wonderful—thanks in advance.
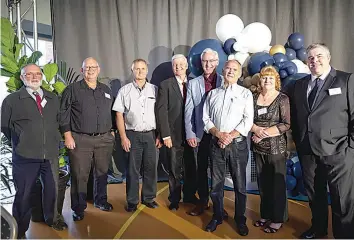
[286,175,297,191]
[279,69,288,79]
[287,167,293,175]
[223,38,237,55]
[296,47,307,62]
[273,53,288,63]
[286,159,294,167]
[281,61,298,77]
[292,161,303,179]
[287,32,305,50]
[275,62,284,69]
[188,39,228,77]
[285,48,296,60]
[247,52,274,76]
[260,58,275,69]
[282,73,308,89]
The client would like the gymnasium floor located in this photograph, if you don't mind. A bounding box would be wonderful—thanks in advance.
[25,182,333,239]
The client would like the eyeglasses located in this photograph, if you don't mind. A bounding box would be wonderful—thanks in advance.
[84,66,99,71]
[24,72,43,78]
[201,59,218,64]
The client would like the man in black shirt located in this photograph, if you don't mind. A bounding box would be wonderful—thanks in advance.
[60,57,115,221]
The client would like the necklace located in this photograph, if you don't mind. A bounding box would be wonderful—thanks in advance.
[260,91,278,104]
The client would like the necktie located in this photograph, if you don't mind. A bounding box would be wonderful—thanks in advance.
[308,78,320,109]
[33,91,43,114]
[182,82,187,103]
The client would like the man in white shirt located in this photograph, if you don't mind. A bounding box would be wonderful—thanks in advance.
[202,60,253,235]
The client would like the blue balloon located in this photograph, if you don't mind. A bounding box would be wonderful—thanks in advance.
[292,161,303,179]
[285,48,296,60]
[287,167,293,175]
[273,53,288,63]
[247,52,274,76]
[286,159,294,167]
[279,69,288,79]
[296,47,307,62]
[274,62,284,69]
[260,58,275,69]
[286,175,297,191]
[287,32,305,50]
[223,38,236,55]
[281,61,298,77]
[282,73,308,89]
[188,39,228,77]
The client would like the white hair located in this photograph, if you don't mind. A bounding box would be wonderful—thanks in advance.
[306,43,331,59]
[171,54,188,67]
[20,63,40,75]
[200,48,219,60]
[82,57,100,68]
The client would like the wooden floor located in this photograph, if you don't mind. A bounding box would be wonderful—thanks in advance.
[25,182,333,239]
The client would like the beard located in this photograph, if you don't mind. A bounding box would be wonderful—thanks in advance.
[23,79,42,90]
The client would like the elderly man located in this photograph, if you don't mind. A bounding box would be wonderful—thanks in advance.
[287,43,354,239]
[1,64,67,238]
[60,57,115,221]
[113,59,162,212]
[156,54,198,210]
[202,60,253,235]
[184,48,224,216]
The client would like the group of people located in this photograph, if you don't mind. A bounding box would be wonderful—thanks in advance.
[1,42,354,239]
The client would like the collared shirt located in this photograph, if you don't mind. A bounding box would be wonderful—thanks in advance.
[112,81,158,132]
[203,82,254,137]
[59,79,113,134]
[204,73,217,94]
[26,87,43,101]
[306,67,331,97]
[175,76,187,97]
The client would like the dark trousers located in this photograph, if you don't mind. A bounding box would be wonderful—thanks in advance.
[167,144,196,203]
[209,138,249,224]
[126,130,157,204]
[299,148,354,239]
[69,132,114,213]
[12,160,58,237]
[255,153,287,223]
[195,133,212,204]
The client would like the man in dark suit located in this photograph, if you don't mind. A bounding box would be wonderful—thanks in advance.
[287,43,354,239]
[156,54,198,210]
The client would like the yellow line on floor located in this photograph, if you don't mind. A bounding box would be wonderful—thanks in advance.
[113,184,169,239]
[288,199,308,208]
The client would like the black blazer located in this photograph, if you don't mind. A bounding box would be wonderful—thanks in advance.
[156,77,186,146]
[287,68,354,157]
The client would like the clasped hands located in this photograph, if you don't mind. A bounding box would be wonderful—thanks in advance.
[217,132,236,149]
[252,126,270,143]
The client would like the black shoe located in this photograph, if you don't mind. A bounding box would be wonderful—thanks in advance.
[94,202,113,211]
[183,195,199,204]
[168,202,179,211]
[72,212,84,221]
[205,219,222,232]
[300,228,327,239]
[52,219,68,231]
[125,203,138,212]
[236,223,249,236]
[142,200,159,209]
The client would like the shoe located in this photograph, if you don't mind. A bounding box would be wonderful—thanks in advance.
[169,202,179,211]
[94,202,113,211]
[142,200,159,209]
[223,209,228,219]
[253,219,269,227]
[187,203,209,216]
[300,228,327,239]
[264,224,282,233]
[183,195,199,204]
[125,203,138,212]
[52,219,68,231]
[72,212,84,221]
[205,219,222,232]
[236,223,249,236]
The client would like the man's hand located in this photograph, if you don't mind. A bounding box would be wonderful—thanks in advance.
[217,132,233,146]
[187,138,198,148]
[217,140,226,149]
[121,136,131,152]
[254,126,269,139]
[64,135,76,150]
[164,138,173,148]
[155,137,163,148]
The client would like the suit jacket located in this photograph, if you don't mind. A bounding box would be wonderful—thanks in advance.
[184,74,223,141]
[287,67,354,157]
[156,77,186,146]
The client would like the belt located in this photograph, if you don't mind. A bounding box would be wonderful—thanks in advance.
[77,132,108,136]
[212,135,246,143]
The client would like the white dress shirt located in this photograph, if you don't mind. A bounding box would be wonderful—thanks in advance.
[203,82,254,137]
[175,76,187,97]
[306,67,331,97]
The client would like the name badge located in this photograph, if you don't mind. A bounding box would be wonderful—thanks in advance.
[328,88,341,96]
[258,107,267,115]
[41,98,47,108]
[104,93,111,99]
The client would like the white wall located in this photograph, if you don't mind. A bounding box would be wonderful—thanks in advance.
[1,0,51,25]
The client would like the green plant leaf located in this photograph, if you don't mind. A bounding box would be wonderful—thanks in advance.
[26,51,42,64]
[1,45,15,61]
[0,55,19,73]
[59,156,66,168]
[14,43,24,61]
[0,68,14,77]
[43,63,58,83]
[41,81,52,92]
[53,81,67,95]
[1,17,15,50]
[6,76,23,92]
[18,55,28,69]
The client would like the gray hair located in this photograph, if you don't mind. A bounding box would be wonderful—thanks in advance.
[306,43,331,59]
[82,57,100,68]
[20,63,40,75]
[200,48,219,61]
[171,54,187,63]
[131,58,148,71]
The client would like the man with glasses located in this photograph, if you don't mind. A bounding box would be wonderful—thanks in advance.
[1,64,67,238]
[184,48,224,216]
[60,57,115,221]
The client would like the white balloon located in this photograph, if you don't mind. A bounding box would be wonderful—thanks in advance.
[234,52,250,66]
[240,22,272,53]
[228,54,236,60]
[291,59,311,74]
[216,14,244,43]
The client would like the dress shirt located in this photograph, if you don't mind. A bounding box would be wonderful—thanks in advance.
[204,73,217,94]
[306,67,331,97]
[112,81,158,132]
[26,87,43,101]
[175,76,188,97]
[203,82,254,137]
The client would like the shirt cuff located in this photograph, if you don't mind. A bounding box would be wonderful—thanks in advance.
[204,121,215,133]
[162,136,171,140]
[60,125,71,134]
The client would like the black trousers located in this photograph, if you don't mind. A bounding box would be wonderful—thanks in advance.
[299,148,354,239]
[209,138,249,224]
[194,133,212,204]
[126,130,158,204]
[254,153,287,223]
[12,160,58,237]
[69,132,114,213]
[167,144,197,203]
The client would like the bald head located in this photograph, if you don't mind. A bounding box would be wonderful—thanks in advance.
[81,57,100,82]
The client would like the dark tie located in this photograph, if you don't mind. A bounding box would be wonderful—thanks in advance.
[308,78,320,109]
[182,82,187,103]
[33,91,43,114]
